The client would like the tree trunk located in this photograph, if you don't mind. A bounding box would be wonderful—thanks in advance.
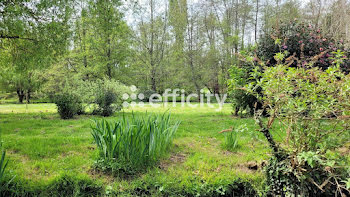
[17,89,25,103]
[255,0,259,42]
[151,68,157,92]
[26,90,31,104]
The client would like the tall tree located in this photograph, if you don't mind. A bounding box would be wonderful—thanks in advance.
[132,0,170,92]
[0,0,72,103]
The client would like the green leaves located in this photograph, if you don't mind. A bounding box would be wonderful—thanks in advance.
[91,113,180,174]
[297,151,321,168]
[247,52,350,195]
[345,178,350,190]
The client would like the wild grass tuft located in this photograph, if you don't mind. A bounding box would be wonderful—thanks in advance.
[222,124,248,152]
[91,113,180,175]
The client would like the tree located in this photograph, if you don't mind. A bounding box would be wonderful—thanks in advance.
[132,0,170,93]
[0,0,72,103]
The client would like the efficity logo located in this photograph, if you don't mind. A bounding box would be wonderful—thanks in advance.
[122,86,227,111]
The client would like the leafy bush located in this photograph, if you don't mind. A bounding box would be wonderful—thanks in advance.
[128,177,258,197]
[91,113,180,175]
[137,87,157,102]
[257,20,350,72]
[228,63,259,116]
[227,48,265,116]
[93,89,117,117]
[85,79,130,116]
[246,55,350,196]
[54,92,82,119]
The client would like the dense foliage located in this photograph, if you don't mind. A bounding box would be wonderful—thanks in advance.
[54,92,82,119]
[247,55,350,195]
[258,20,350,72]
[227,50,260,116]
[91,113,180,175]
[89,79,129,117]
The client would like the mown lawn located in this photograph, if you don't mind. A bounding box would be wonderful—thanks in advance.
[0,103,284,196]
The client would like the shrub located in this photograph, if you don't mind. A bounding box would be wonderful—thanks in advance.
[257,19,350,72]
[93,89,117,117]
[227,48,265,116]
[91,113,180,175]
[87,79,130,116]
[228,63,259,116]
[137,87,157,102]
[246,54,350,195]
[54,92,82,119]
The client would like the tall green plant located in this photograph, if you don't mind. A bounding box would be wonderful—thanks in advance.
[91,113,180,175]
[0,131,11,193]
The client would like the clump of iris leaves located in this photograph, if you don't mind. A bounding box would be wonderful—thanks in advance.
[91,113,180,176]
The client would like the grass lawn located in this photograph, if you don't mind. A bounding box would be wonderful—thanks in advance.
[0,103,286,196]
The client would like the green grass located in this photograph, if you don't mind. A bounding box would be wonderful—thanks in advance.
[0,103,276,195]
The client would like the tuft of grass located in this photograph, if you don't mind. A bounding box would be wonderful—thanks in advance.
[224,130,240,151]
[91,113,180,175]
[222,124,248,152]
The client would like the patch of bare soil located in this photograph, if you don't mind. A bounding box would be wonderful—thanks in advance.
[159,152,188,171]
[88,168,115,183]
[339,146,350,156]
[235,161,267,173]
[223,150,245,156]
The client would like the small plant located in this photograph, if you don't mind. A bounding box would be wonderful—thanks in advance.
[0,133,13,194]
[91,113,180,175]
[224,130,239,151]
[54,92,82,119]
[221,124,247,152]
[0,151,8,184]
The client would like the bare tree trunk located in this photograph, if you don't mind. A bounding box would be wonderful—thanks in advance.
[234,0,239,53]
[17,89,25,104]
[255,0,259,42]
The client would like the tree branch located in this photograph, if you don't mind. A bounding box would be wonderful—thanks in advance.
[0,34,36,41]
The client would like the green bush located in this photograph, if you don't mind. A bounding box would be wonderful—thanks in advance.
[54,92,82,119]
[246,54,350,195]
[227,47,266,117]
[127,178,258,197]
[257,20,350,72]
[228,63,259,116]
[85,79,130,116]
[93,89,118,117]
[91,113,180,175]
